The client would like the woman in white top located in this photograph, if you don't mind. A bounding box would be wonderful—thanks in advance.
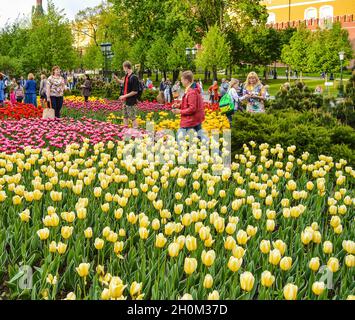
[226,79,241,126]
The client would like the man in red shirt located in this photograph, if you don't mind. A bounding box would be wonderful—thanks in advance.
[172,70,205,139]
[113,61,139,128]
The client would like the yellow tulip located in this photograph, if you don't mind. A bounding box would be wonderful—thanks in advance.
[207,290,220,300]
[84,227,93,239]
[61,226,73,240]
[57,242,67,254]
[345,255,355,268]
[49,241,57,253]
[203,274,213,289]
[201,250,216,267]
[37,228,50,240]
[327,257,339,273]
[155,233,167,248]
[261,270,275,287]
[283,283,298,300]
[94,238,105,250]
[139,227,149,240]
[184,257,198,275]
[269,249,281,265]
[323,241,333,254]
[185,235,197,251]
[260,240,271,254]
[236,230,248,245]
[76,263,90,277]
[227,256,242,272]
[19,209,31,222]
[168,242,180,258]
[280,257,292,271]
[309,257,320,272]
[240,271,255,292]
[312,281,325,296]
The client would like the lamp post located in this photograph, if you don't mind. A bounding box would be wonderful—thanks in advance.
[100,42,113,82]
[338,51,345,98]
[185,47,197,66]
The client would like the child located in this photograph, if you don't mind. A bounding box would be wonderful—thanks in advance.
[15,83,24,103]
[10,88,16,104]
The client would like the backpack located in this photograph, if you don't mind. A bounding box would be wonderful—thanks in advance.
[219,90,234,114]
[137,80,144,101]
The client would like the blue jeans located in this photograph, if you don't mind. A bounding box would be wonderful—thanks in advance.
[25,93,37,106]
[178,123,208,143]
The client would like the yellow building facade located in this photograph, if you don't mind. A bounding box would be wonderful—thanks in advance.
[262,0,355,24]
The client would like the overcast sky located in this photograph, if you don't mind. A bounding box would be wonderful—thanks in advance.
[0,0,104,27]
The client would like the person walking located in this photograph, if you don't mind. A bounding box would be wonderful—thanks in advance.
[39,74,48,108]
[81,75,92,103]
[0,73,5,107]
[220,78,229,97]
[172,70,205,139]
[24,73,37,106]
[47,66,66,118]
[164,78,172,103]
[172,81,181,100]
[15,81,24,103]
[9,88,16,105]
[208,80,219,103]
[225,79,241,126]
[19,76,26,88]
[242,72,266,113]
[114,61,139,128]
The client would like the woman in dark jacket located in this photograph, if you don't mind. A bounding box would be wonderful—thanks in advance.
[81,75,92,103]
[24,73,37,106]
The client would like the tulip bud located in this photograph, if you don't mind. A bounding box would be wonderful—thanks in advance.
[207,290,219,300]
[76,263,90,277]
[84,227,93,239]
[185,236,197,251]
[269,249,281,265]
[184,257,197,275]
[261,270,275,287]
[283,283,298,300]
[201,250,216,267]
[168,242,180,258]
[327,257,339,273]
[240,271,255,292]
[155,233,167,248]
[203,274,214,289]
[57,242,67,255]
[227,256,242,272]
[94,238,105,250]
[37,228,50,240]
[260,240,271,254]
[280,257,292,271]
[323,241,333,254]
[49,241,57,253]
[312,281,325,296]
[236,230,248,245]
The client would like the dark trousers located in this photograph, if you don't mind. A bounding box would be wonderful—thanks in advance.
[84,96,89,102]
[16,98,23,103]
[50,96,64,118]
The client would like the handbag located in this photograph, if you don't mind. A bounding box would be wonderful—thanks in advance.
[42,100,55,119]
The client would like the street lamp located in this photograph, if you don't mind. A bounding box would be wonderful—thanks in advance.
[186,47,197,63]
[338,51,345,97]
[100,42,113,82]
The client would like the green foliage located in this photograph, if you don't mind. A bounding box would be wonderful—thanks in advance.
[82,44,103,71]
[0,56,23,77]
[196,25,230,79]
[146,37,170,72]
[140,89,158,102]
[307,23,353,74]
[281,25,312,76]
[231,110,355,165]
[267,81,323,111]
[167,29,194,72]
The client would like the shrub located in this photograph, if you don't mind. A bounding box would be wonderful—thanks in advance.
[231,110,355,165]
[141,89,158,102]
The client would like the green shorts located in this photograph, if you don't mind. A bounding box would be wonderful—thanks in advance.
[123,104,137,120]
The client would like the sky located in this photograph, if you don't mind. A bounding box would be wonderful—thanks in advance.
[0,0,104,27]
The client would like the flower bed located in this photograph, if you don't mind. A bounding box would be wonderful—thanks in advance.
[0,102,43,120]
[0,117,145,153]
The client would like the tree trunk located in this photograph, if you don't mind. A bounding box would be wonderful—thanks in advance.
[212,66,217,82]
[204,68,208,82]
[229,65,233,78]
[264,66,268,80]
[163,70,167,80]
[148,69,152,77]
[172,70,179,83]
[155,70,159,82]
[300,71,303,82]
[225,68,228,76]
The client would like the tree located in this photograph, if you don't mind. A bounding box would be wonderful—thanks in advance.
[25,1,77,72]
[196,25,230,81]
[167,29,194,82]
[281,25,312,80]
[307,23,353,76]
[82,44,103,72]
[146,37,170,80]
[0,55,22,76]
[242,25,282,78]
